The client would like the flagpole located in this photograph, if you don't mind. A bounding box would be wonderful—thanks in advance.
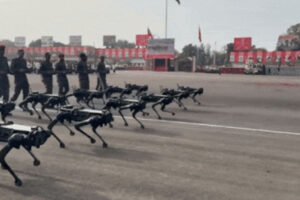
[165,0,168,38]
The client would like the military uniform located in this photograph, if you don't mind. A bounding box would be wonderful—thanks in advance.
[55,60,69,95]
[39,60,54,94]
[10,57,30,101]
[0,55,10,102]
[77,60,89,90]
[96,62,108,91]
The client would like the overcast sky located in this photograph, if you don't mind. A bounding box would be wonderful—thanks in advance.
[0,0,299,51]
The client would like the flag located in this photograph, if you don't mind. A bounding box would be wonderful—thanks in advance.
[147,28,153,39]
[175,0,181,5]
[198,27,202,43]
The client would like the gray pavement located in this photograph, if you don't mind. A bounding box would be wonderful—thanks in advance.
[1,72,300,200]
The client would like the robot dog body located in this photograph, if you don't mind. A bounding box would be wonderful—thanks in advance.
[161,88,190,110]
[139,94,176,119]
[0,123,51,186]
[125,83,149,97]
[177,84,204,105]
[0,102,15,122]
[19,92,69,120]
[48,106,114,148]
[104,98,147,129]
[71,86,132,109]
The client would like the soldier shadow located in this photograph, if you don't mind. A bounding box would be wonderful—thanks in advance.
[0,172,110,200]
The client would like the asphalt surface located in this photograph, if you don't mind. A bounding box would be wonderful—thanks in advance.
[0,71,300,200]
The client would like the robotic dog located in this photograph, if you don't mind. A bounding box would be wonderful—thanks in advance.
[0,122,51,186]
[103,98,147,129]
[71,86,132,109]
[105,86,132,99]
[139,93,175,120]
[161,88,190,110]
[19,92,69,121]
[0,102,15,122]
[48,106,114,148]
[124,83,149,97]
[177,84,204,105]
[71,89,106,108]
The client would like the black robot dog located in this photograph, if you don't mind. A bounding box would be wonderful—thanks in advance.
[0,123,51,186]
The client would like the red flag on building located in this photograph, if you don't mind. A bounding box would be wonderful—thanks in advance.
[147,27,153,39]
[198,26,202,43]
[147,28,152,36]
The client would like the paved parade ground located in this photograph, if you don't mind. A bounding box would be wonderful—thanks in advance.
[1,71,300,200]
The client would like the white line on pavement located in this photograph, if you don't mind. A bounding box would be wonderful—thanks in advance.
[14,107,300,137]
[133,117,300,137]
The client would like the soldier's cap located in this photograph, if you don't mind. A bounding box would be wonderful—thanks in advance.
[59,53,65,58]
[18,49,24,53]
[0,45,5,50]
[45,52,51,57]
[100,55,105,59]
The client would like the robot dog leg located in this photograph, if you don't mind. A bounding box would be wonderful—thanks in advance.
[74,117,108,147]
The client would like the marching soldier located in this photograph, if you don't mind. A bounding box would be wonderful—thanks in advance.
[96,56,108,91]
[77,53,90,90]
[39,52,54,94]
[55,53,69,95]
[10,49,31,102]
[0,45,10,103]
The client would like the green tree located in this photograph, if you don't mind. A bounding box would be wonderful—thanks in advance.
[29,39,42,47]
[276,23,300,51]
[287,23,300,37]
[112,40,135,49]
[0,39,16,47]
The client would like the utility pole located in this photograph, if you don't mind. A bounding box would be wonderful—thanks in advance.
[165,0,168,38]
[165,0,180,38]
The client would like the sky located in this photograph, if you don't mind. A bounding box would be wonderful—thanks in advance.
[0,0,299,51]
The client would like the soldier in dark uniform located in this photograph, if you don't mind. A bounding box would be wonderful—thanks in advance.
[96,56,108,91]
[10,49,31,102]
[55,53,69,96]
[0,45,10,102]
[77,53,90,90]
[39,52,54,94]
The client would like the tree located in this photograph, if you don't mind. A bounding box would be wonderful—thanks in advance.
[276,23,300,51]
[29,39,66,47]
[112,40,135,49]
[29,39,42,47]
[0,39,16,47]
[53,41,66,47]
[287,23,300,37]
[181,44,197,58]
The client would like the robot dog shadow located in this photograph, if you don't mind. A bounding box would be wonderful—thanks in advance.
[8,114,51,124]
[0,172,109,200]
[111,125,181,138]
[66,145,159,164]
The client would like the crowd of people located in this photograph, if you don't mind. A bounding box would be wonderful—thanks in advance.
[0,45,108,103]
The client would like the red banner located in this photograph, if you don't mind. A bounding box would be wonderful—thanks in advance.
[234,37,252,51]
[231,50,300,65]
[136,34,152,47]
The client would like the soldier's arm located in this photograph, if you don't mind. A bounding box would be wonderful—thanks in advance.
[4,58,9,74]
[0,58,8,74]
[37,62,44,74]
[10,59,16,74]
